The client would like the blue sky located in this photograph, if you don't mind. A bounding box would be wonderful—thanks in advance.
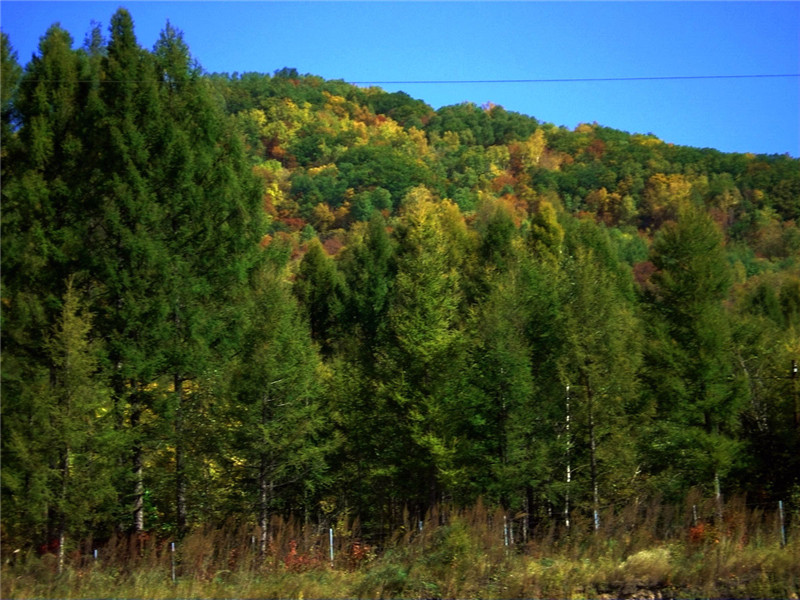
[2,1,799,156]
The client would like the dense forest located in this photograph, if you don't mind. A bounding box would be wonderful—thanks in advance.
[2,8,800,569]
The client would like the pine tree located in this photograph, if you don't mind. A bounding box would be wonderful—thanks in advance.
[340,211,395,352]
[1,32,21,159]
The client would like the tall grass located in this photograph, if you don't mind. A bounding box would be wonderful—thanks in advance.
[3,495,798,599]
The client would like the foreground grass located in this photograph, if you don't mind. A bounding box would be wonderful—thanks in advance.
[3,500,799,599]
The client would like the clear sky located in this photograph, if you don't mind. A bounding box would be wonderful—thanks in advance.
[2,1,799,156]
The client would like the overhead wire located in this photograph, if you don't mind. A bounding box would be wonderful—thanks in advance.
[348,74,800,85]
[18,73,800,84]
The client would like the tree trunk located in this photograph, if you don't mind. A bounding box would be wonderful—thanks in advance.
[259,391,270,557]
[175,374,187,535]
[259,454,269,557]
[564,384,571,531]
[524,485,534,542]
[130,389,144,533]
[57,447,69,575]
[584,376,600,532]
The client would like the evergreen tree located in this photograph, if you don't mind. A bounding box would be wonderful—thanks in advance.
[1,278,115,559]
[468,261,535,508]
[340,210,395,352]
[374,190,470,513]
[557,218,643,528]
[0,25,116,546]
[149,19,266,534]
[1,32,21,157]
[643,207,742,509]
[293,238,347,356]
[223,262,325,554]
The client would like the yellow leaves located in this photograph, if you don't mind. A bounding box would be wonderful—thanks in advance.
[538,149,566,171]
[585,187,634,226]
[243,107,267,129]
[307,163,338,177]
[350,119,369,145]
[402,184,435,210]
[528,199,564,260]
[322,91,349,118]
[311,203,335,233]
[633,133,665,148]
[372,117,406,145]
[642,173,693,228]
[441,130,461,151]
[486,145,510,172]
[257,98,314,149]
[407,126,430,157]
[521,129,547,169]
[253,161,293,217]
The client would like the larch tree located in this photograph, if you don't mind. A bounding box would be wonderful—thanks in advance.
[43,279,115,572]
[223,261,325,555]
[293,237,347,357]
[643,206,742,513]
[375,188,470,513]
[556,218,643,530]
[0,25,119,546]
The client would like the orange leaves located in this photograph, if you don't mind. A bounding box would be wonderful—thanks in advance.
[283,539,322,572]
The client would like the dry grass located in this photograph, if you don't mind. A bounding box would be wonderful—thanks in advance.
[3,496,799,599]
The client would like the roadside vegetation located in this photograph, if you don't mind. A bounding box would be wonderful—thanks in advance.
[4,496,798,599]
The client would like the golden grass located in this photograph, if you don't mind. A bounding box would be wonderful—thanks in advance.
[3,497,799,599]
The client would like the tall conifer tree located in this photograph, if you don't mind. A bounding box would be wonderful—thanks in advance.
[644,207,742,508]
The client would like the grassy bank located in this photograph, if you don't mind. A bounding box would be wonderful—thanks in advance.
[3,498,799,599]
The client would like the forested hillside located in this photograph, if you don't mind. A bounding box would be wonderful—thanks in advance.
[2,8,800,560]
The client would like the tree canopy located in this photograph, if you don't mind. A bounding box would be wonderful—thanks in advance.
[2,8,799,552]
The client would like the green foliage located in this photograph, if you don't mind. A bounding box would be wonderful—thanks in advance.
[293,238,347,355]
[3,6,800,556]
[223,262,326,521]
[643,207,743,498]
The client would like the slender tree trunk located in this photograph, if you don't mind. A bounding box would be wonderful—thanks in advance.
[564,384,571,531]
[57,447,69,575]
[428,466,438,522]
[175,374,187,534]
[132,447,144,532]
[584,376,600,532]
[130,389,144,533]
[792,359,799,431]
[709,420,723,524]
[259,391,270,557]
[524,485,534,542]
[259,455,269,557]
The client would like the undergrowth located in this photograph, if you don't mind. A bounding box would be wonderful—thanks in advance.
[3,496,798,599]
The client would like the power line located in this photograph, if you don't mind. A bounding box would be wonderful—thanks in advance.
[18,73,800,85]
[349,74,800,85]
